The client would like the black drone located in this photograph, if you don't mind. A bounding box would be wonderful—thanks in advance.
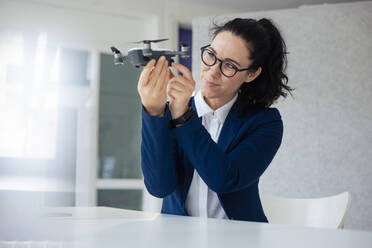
[110,39,190,68]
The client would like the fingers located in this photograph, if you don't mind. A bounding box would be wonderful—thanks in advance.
[169,70,175,80]
[168,87,183,100]
[168,75,194,92]
[139,56,169,90]
[155,58,170,90]
[138,59,156,87]
[151,56,166,84]
[168,76,193,103]
[168,80,186,92]
[146,58,156,69]
[171,62,193,81]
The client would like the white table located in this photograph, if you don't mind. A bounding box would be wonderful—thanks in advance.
[1,207,372,248]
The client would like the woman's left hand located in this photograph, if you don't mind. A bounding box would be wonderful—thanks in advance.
[168,62,195,119]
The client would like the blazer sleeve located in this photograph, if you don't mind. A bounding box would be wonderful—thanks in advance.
[140,104,178,198]
[172,108,283,194]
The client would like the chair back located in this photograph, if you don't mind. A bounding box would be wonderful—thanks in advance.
[260,192,351,228]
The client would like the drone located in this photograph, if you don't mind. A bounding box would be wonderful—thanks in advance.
[110,38,190,68]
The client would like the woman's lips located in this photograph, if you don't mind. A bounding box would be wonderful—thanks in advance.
[205,80,219,87]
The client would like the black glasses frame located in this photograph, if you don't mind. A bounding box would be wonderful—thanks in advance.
[200,44,252,78]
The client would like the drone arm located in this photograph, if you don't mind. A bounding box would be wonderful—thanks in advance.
[163,51,179,56]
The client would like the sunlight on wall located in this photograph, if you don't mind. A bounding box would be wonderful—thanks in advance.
[0,32,59,159]
[0,175,72,192]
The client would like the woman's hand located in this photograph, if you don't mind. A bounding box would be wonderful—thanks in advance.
[168,62,195,119]
[137,56,170,117]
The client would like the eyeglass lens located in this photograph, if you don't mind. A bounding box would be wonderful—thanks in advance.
[201,49,236,77]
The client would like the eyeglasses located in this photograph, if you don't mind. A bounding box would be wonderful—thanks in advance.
[200,45,252,78]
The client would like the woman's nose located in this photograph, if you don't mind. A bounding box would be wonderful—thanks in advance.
[208,62,221,79]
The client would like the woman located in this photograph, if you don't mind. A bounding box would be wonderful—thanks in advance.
[137,18,293,222]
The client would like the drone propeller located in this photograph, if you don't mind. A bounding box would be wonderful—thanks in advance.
[111,46,121,54]
[131,38,169,44]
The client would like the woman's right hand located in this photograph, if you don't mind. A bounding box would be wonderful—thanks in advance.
[137,56,170,117]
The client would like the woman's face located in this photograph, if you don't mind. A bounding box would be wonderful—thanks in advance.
[200,31,256,108]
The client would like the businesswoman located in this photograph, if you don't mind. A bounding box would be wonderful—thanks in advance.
[137,18,293,222]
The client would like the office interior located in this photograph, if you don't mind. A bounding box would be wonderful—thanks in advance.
[0,0,371,244]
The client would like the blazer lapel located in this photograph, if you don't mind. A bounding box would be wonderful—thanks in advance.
[191,97,247,153]
[190,97,202,122]
[217,102,244,152]
[182,97,259,205]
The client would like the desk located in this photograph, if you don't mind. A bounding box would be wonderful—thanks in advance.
[1,207,372,248]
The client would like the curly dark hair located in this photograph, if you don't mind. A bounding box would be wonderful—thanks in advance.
[211,18,294,112]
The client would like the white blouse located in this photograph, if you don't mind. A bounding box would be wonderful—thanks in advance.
[185,90,238,219]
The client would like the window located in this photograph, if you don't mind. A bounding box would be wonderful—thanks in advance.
[97,53,146,211]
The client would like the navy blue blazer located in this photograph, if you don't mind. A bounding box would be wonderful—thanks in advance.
[140,97,283,222]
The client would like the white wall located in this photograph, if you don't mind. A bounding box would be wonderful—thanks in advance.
[0,0,238,51]
[192,1,372,231]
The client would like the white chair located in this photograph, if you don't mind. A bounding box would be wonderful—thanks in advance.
[260,192,351,229]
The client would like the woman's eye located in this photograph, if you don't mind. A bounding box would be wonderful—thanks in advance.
[207,51,215,57]
[225,62,236,69]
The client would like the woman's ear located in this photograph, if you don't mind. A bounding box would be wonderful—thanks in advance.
[245,67,262,83]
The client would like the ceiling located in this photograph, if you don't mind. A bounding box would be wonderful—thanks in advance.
[174,0,369,12]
